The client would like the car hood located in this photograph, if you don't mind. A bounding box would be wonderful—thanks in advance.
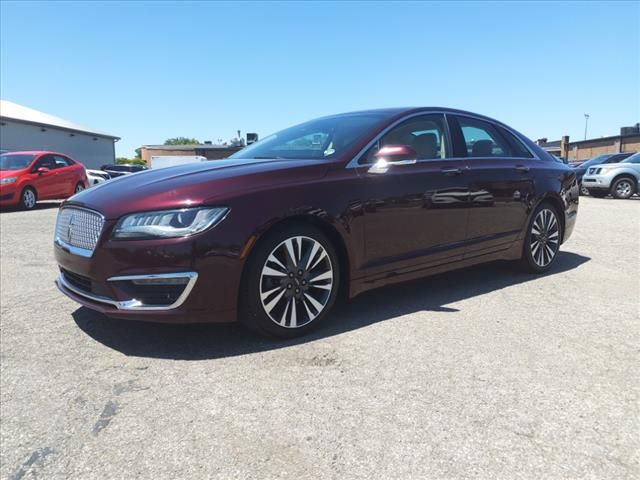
[66,158,330,219]
[0,168,27,179]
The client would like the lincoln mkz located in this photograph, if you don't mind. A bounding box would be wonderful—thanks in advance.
[54,108,579,337]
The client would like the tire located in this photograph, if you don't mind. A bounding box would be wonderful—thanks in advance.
[579,183,589,196]
[74,182,85,194]
[19,187,37,210]
[588,190,607,198]
[240,224,340,338]
[610,177,636,199]
[520,203,561,273]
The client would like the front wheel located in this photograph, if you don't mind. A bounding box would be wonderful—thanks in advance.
[240,224,340,338]
[579,183,590,196]
[520,204,561,273]
[611,177,635,199]
[19,187,37,210]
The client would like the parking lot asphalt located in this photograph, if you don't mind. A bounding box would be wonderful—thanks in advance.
[1,197,638,480]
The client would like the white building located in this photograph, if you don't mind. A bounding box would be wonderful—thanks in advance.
[0,100,119,169]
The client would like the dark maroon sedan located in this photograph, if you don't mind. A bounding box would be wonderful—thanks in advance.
[54,108,579,337]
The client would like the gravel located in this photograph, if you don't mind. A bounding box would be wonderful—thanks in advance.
[1,197,638,480]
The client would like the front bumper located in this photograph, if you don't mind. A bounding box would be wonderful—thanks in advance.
[582,174,612,190]
[0,185,18,206]
[54,214,243,324]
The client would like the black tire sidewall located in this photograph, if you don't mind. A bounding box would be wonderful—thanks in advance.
[20,187,37,210]
[611,178,635,199]
[240,224,340,338]
[521,203,561,273]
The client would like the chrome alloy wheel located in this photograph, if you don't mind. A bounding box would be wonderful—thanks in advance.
[530,208,560,267]
[22,189,36,209]
[615,180,633,198]
[259,236,334,328]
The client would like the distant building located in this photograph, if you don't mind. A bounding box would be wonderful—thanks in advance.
[0,100,119,169]
[139,143,244,165]
[536,124,640,161]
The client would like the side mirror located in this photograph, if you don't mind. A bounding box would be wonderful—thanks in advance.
[37,167,50,175]
[369,145,417,174]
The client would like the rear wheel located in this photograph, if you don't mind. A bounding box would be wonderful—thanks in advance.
[19,187,37,210]
[611,177,635,199]
[74,182,85,194]
[520,204,561,273]
[240,224,340,338]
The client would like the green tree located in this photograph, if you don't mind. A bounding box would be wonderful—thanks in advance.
[164,137,199,145]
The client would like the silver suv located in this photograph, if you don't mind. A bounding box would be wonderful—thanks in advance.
[582,152,640,199]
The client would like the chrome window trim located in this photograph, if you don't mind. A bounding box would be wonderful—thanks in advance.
[57,271,198,311]
[346,110,540,169]
[54,206,105,258]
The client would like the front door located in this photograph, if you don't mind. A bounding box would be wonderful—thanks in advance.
[355,114,470,277]
[30,154,61,199]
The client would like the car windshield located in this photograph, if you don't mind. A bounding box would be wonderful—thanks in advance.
[622,152,640,163]
[0,153,36,171]
[581,155,614,168]
[230,113,388,160]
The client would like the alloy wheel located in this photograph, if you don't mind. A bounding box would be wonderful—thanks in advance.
[259,236,334,328]
[615,180,632,198]
[530,209,559,267]
[580,184,589,196]
[22,189,36,209]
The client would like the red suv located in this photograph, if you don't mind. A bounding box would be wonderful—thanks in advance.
[0,151,88,210]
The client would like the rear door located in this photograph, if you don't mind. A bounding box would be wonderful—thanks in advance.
[448,115,535,257]
[53,155,76,195]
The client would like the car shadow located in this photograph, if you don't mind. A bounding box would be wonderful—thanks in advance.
[73,251,590,360]
[0,201,61,214]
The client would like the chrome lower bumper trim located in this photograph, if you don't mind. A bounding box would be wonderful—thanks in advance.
[57,271,198,311]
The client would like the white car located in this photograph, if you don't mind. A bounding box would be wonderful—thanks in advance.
[86,169,111,186]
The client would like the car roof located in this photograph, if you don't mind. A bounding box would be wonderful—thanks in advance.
[1,150,70,156]
[324,106,508,122]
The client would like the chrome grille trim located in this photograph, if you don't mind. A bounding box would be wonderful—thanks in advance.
[54,207,105,257]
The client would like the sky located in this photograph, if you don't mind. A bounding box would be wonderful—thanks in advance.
[1,1,639,158]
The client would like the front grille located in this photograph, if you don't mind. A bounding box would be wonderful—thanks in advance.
[61,268,92,293]
[55,207,104,254]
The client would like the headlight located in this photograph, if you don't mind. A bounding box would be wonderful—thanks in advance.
[0,177,17,185]
[112,207,229,239]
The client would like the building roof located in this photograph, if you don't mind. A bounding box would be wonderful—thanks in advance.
[0,99,119,140]
[142,144,241,150]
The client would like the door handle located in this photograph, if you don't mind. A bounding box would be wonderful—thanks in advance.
[441,167,463,176]
[515,165,530,173]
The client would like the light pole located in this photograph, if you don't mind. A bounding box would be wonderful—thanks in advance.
[584,114,590,140]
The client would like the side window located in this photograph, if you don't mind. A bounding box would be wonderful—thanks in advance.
[360,114,449,164]
[496,126,533,158]
[53,155,72,168]
[455,116,512,158]
[34,155,56,170]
